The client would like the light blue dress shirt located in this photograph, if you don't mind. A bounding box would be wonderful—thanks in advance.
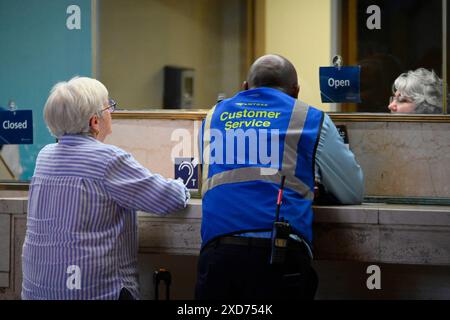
[315,114,364,204]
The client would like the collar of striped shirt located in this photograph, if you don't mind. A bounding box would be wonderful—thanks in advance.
[58,134,98,145]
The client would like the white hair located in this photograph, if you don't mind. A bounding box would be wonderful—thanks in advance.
[393,68,443,114]
[44,76,108,138]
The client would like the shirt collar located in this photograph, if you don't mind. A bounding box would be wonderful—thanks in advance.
[58,134,99,145]
[238,86,289,97]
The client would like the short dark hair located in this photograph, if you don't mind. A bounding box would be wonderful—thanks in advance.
[247,54,298,93]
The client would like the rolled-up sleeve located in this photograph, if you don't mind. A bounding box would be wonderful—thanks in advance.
[315,114,364,204]
[104,151,190,214]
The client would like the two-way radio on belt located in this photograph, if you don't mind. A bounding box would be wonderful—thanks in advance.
[270,175,292,265]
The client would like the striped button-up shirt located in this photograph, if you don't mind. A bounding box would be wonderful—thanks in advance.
[22,134,189,300]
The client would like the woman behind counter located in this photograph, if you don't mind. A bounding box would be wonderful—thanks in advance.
[22,77,190,300]
[388,68,444,114]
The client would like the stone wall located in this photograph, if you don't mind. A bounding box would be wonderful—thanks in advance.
[338,121,450,198]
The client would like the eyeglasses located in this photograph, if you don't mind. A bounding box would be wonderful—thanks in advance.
[389,95,413,104]
[101,98,117,113]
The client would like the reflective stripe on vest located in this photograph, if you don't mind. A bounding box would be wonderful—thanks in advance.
[201,104,217,185]
[201,99,314,200]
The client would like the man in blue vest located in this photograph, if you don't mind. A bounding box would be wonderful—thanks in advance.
[196,54,364,300]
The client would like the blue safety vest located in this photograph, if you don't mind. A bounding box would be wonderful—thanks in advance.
[200,87,324,248]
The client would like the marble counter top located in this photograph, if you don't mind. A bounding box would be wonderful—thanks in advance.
[0,197,450,226]
[2,197,450,265]
[136,199,450,265]
[138,199,450,227]
[2,197,450,226]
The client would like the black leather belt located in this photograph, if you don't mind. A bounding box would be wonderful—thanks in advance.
[215,236,272,247]
[204,235,310,256]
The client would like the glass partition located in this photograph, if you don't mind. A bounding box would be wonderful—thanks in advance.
[97,0,448,114]
[0,0,92,182]
[339,0,448,114]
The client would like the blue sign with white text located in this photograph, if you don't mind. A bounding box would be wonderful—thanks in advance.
[0,110,33,144]
[175,157,199,190]
[319,66,361,103]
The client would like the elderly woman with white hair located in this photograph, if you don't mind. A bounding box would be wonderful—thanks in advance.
[388,68,444,114]
[22,76,190,300]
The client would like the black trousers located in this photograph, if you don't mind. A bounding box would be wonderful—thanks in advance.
[195,240,318,300]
